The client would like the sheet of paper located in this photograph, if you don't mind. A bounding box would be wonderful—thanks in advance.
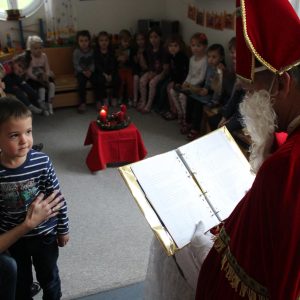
[131,151,219,248]
[178,128,255,221]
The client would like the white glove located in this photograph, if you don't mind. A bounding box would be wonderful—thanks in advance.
[190,221,214,268]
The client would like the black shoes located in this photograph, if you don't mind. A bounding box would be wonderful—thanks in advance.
[31,282,41,297]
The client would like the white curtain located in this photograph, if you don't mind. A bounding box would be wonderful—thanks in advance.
[289,0,300,16]
[44,0,77,44]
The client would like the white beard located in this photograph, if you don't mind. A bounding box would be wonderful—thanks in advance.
[239,90,277,173]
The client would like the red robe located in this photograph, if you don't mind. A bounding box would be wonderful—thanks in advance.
[196,128,300,299]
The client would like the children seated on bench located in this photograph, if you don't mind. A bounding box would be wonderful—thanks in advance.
[169,32,208,129]
[132,31,148,107]
[185,44,225,140]
[163,35,189,121]
[26,35,56,116]
[115,29,135,106]
[2,55,42,114]
[73,30,98,113]
[94,31,119,109]
[138,27,169,113]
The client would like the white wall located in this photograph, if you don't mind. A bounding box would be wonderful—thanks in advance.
[75,0,167,36]
[0,0,167,48]
[165,0,235,62]
[0,0,234,52]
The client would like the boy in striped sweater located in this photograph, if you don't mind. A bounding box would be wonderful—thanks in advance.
[0,97,69,300]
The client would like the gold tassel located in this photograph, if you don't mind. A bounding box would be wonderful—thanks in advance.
[216,227,269,300]
[214,235,226,253]
[220,251,269,300]
[240,282,248,297]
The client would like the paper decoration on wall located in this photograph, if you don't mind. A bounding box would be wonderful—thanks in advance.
[196,9,205,26]
[213,12,225,30]
[187,4,235,31]
[187,4,197,21]
[224,10,235,30]
[205,11,215,29]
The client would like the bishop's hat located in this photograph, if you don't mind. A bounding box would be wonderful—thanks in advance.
[236,0,300,82]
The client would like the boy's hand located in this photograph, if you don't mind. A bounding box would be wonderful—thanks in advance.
[57,234,69,247]
[25,191,63,230]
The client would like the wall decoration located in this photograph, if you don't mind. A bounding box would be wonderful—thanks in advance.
[187,4,197,21]
[196,9,205,26]
[205,11,215,29]
[188,3,235,32]
[224,11,235,30]
[213,12,224,30]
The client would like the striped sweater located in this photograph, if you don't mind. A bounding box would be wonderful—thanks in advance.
[0,150,69,237]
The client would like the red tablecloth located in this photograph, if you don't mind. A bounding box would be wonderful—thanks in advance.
[84,121,147,171]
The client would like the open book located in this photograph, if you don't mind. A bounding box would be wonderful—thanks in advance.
[119,127,255,255]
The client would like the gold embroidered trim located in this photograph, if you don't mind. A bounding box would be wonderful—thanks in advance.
[213,227,269,300]
[240,0,300,81]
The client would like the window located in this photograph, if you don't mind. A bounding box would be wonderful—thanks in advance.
[0,0,43,20]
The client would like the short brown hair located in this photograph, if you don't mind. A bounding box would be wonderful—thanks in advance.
[165,34,185,52]
[0,97,32,127]
[190,32,208,46]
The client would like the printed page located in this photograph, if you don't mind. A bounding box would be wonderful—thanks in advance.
[131,151,219,249]
[178,127,255,221]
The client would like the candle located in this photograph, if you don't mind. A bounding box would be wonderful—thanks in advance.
[99,109,107,122]
[120,104,127,114]
[117,111,125,122]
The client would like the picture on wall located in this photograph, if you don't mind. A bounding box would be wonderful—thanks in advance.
[205,11,215,29]
[196,9,205,26]
[214,12,224,30]
[224,11,235,30]
[188,4,197,21]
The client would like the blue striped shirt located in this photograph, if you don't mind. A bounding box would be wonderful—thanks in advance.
[0,150,69,237]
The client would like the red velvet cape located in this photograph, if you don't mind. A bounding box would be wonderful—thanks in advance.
[196,128,300,299]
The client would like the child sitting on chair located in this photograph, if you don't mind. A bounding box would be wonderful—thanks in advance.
[138,27,169,113]
[170,32,208,129]
[94,31,119,108]
[2,55,42,114]
[185,44,225,141]
[73,30,98,113]
[132,31,148,107]
[115,29,134,106]
[26,35,55,116]
[163,35,189,120]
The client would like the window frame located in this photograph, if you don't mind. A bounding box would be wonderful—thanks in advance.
[0,0,43,20]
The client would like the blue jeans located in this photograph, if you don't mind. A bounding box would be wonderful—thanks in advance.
[9,235,61,300]
[0,253,17,300]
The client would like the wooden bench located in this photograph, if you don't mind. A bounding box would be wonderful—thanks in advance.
[43,47,94,108]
